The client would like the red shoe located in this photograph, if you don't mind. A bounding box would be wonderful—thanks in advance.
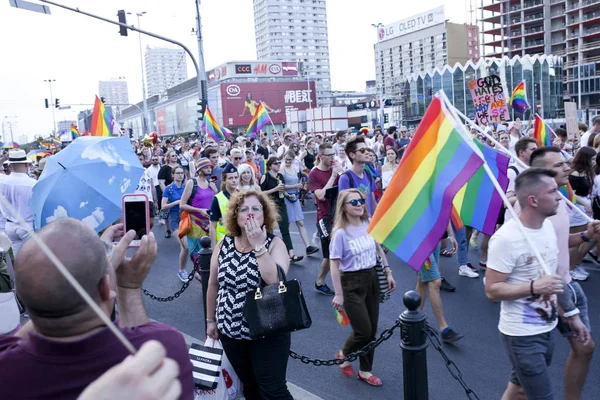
[336,350,354,378]
[358,372,382,387]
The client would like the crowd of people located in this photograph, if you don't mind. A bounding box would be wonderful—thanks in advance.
[0,115,598,398]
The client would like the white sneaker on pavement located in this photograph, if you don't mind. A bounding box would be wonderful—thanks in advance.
[459,265,479,278]
[570,269,588,281]
[574,265,590,278]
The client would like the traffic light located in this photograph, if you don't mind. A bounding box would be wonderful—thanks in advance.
[197,100,205,120]
[45,99,49,108]
[117,10,128,36]
[384,114,389,124]
[55,98,60,108]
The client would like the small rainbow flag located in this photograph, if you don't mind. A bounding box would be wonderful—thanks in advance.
[203,106,226,142]
[533,114,554,147]
[510,80,530,114]
[246,103,270,139]
[559,183,576,206]
[52,137,62,147]
[254,156,267,176]
[71,123,81,139]
[222,127,233,138]
[91,95,113,137]
[368,96,484,271]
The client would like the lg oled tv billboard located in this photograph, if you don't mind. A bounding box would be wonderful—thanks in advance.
[220,81,316,127]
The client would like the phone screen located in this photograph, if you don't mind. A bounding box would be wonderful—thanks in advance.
[124,200,148,240]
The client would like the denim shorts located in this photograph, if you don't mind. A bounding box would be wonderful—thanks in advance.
[417,243,441,283]
[556,282,591,336]
[500,331,555,399]
[169,213,181,232]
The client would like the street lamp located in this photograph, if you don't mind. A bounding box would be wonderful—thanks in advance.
[127,11,149,136]
[3,116,17,143]
[371,23,385,129]
[44,79,57,134]
[303,64,313,132]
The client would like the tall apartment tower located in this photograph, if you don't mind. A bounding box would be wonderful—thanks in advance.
[98,78,129,110]
[253,0,332,106]
[144,47,188,98]
[480,0,600,109]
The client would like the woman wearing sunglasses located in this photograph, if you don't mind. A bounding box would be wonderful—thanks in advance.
[330,189,395,387]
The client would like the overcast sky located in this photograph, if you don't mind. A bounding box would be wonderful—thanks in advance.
[0,0,469,142]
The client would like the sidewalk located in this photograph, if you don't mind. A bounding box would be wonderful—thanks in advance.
[180,329,323,400]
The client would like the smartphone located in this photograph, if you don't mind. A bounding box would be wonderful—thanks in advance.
[122,194,150,247]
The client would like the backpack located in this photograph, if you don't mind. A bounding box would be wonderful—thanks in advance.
[508,166,520,176]
[342,169,375,190]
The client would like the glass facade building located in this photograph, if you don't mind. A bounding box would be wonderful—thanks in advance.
[403,54,563,126]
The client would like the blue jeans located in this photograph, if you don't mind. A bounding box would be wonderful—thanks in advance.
[453,226,468,266]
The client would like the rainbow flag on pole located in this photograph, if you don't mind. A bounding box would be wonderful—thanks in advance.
[203,106,226,142]
[246,103,270,139]
[452,140,511,235]
[510,80,530,114]
[533,114,554,147]
[71,123,81,139]
[559,183,576,205]
[91,95,113,137]
[52,137,62,147]
[367,96,484,271]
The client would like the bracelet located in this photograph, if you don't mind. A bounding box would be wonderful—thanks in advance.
[580,232,591,243]
[255,249,268,258]
[563,308,580,318]
[206,319,216,323]
[530,280,536,297]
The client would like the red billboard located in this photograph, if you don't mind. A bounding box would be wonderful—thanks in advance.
[220,81,316,127]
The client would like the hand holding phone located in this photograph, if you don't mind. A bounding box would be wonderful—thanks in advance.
[122,194,150,248]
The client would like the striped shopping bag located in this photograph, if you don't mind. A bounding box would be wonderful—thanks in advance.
[188,339,223,390]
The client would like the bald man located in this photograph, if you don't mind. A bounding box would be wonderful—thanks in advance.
[0,218,193,399]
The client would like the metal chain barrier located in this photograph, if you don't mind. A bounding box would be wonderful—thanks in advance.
[289,319,401,366]
[424,322,480,400]
[142,261,200,302]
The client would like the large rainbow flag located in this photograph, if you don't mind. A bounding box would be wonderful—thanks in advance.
[203,106,226,142]
[246,103,270,139]
[71,123,81,139]
[452,140,511,235]
[368,96,484,271]
[534,114,554,147]
[91,95,113,137]
[510,80,529,114]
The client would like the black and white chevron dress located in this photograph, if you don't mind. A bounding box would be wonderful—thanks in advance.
[216,234,274,340]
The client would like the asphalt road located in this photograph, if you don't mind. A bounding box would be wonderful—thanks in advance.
[142,202,600,400]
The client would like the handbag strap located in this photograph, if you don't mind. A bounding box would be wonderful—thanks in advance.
[259,264,287,287]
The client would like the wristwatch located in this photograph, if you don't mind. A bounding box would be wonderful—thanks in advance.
[254,244,266,253]
[580,232,591,243]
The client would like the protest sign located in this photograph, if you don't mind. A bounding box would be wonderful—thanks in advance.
[468,75,510,125]
[564,102,578,140]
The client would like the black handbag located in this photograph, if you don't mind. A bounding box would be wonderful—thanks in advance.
[244,265,311,339]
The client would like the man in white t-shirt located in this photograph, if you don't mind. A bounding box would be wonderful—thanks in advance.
[486,168,589,400]
[580,115,600,149]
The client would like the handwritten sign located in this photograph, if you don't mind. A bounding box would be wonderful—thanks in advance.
[468,75,510,125]
[564,102,578,140]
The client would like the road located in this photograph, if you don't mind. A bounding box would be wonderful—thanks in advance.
[142,201,600,400]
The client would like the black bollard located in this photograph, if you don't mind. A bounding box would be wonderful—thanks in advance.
[399,290,429,400]
[198,236,212,334]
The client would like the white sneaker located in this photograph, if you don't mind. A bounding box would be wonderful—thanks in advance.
[158,219,166,226]
[459,265,479,278]
[570,269,588,281]
[574,265,590,278]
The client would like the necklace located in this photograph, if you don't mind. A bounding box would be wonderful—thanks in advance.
[236,238,253,252]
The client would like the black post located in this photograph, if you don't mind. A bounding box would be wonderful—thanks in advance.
[399,290,428,400]
[198,236,212,334]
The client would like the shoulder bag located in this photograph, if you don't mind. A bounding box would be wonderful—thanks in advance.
[244,265,311,339]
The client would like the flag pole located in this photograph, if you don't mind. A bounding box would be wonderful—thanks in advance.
[440,91,552,275]
[452,105,593,223]
[266,109,277,140]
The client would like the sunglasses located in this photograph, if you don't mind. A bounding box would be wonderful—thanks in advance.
[322,153,335,157]
[272,162,281,165]
[233,157,242,160]
[354,148,369,154]
[345,198,366,207]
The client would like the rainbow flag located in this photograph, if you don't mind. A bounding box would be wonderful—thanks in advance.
[533,114,554,147]
[452,140,511,236]
[91,95,113,136]
[246,103,270,139]
[52,137,62,147]
[510,80,529,114]
[203,106,226,141]
[71,123,81,139]
[39,142,50,150]
[367,96,484,271]
[254,156,267,176]
[559,183,576,206]
[222,127,233,138]
[450,206,464,230]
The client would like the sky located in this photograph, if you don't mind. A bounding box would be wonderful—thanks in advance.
[0,0,470,142]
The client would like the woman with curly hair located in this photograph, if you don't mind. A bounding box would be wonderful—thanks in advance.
[206,190,293,399]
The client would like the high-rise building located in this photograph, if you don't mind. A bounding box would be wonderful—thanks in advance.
[253,0,332,106]
[145,47,188,98]
[480,0,600,110]
[98,78,129,110]
[375,6,479,100]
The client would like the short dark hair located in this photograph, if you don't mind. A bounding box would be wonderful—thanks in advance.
[205,147,218,158]
[318,143,332,153]
[387,126,397,135]
[529,146,561,167]
[266,156,280,169]
[515,137,537,158]
[515,167,557,193]
[554,128,567,139]
[592,116,600,126]
[335,130,346,139]
[345,135,366,163]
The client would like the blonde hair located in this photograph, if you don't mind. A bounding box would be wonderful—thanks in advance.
[332,189,369,236]
[238,163,257,187]
[224,190,279,237]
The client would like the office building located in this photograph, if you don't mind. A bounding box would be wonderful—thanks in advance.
[98,78,129,110]
[145,47,188,98]
[480,0,600,109]
[375,6,479,100]
[253,0,332,106]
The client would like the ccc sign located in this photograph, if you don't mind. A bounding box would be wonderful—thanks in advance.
[235,64,251,74]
